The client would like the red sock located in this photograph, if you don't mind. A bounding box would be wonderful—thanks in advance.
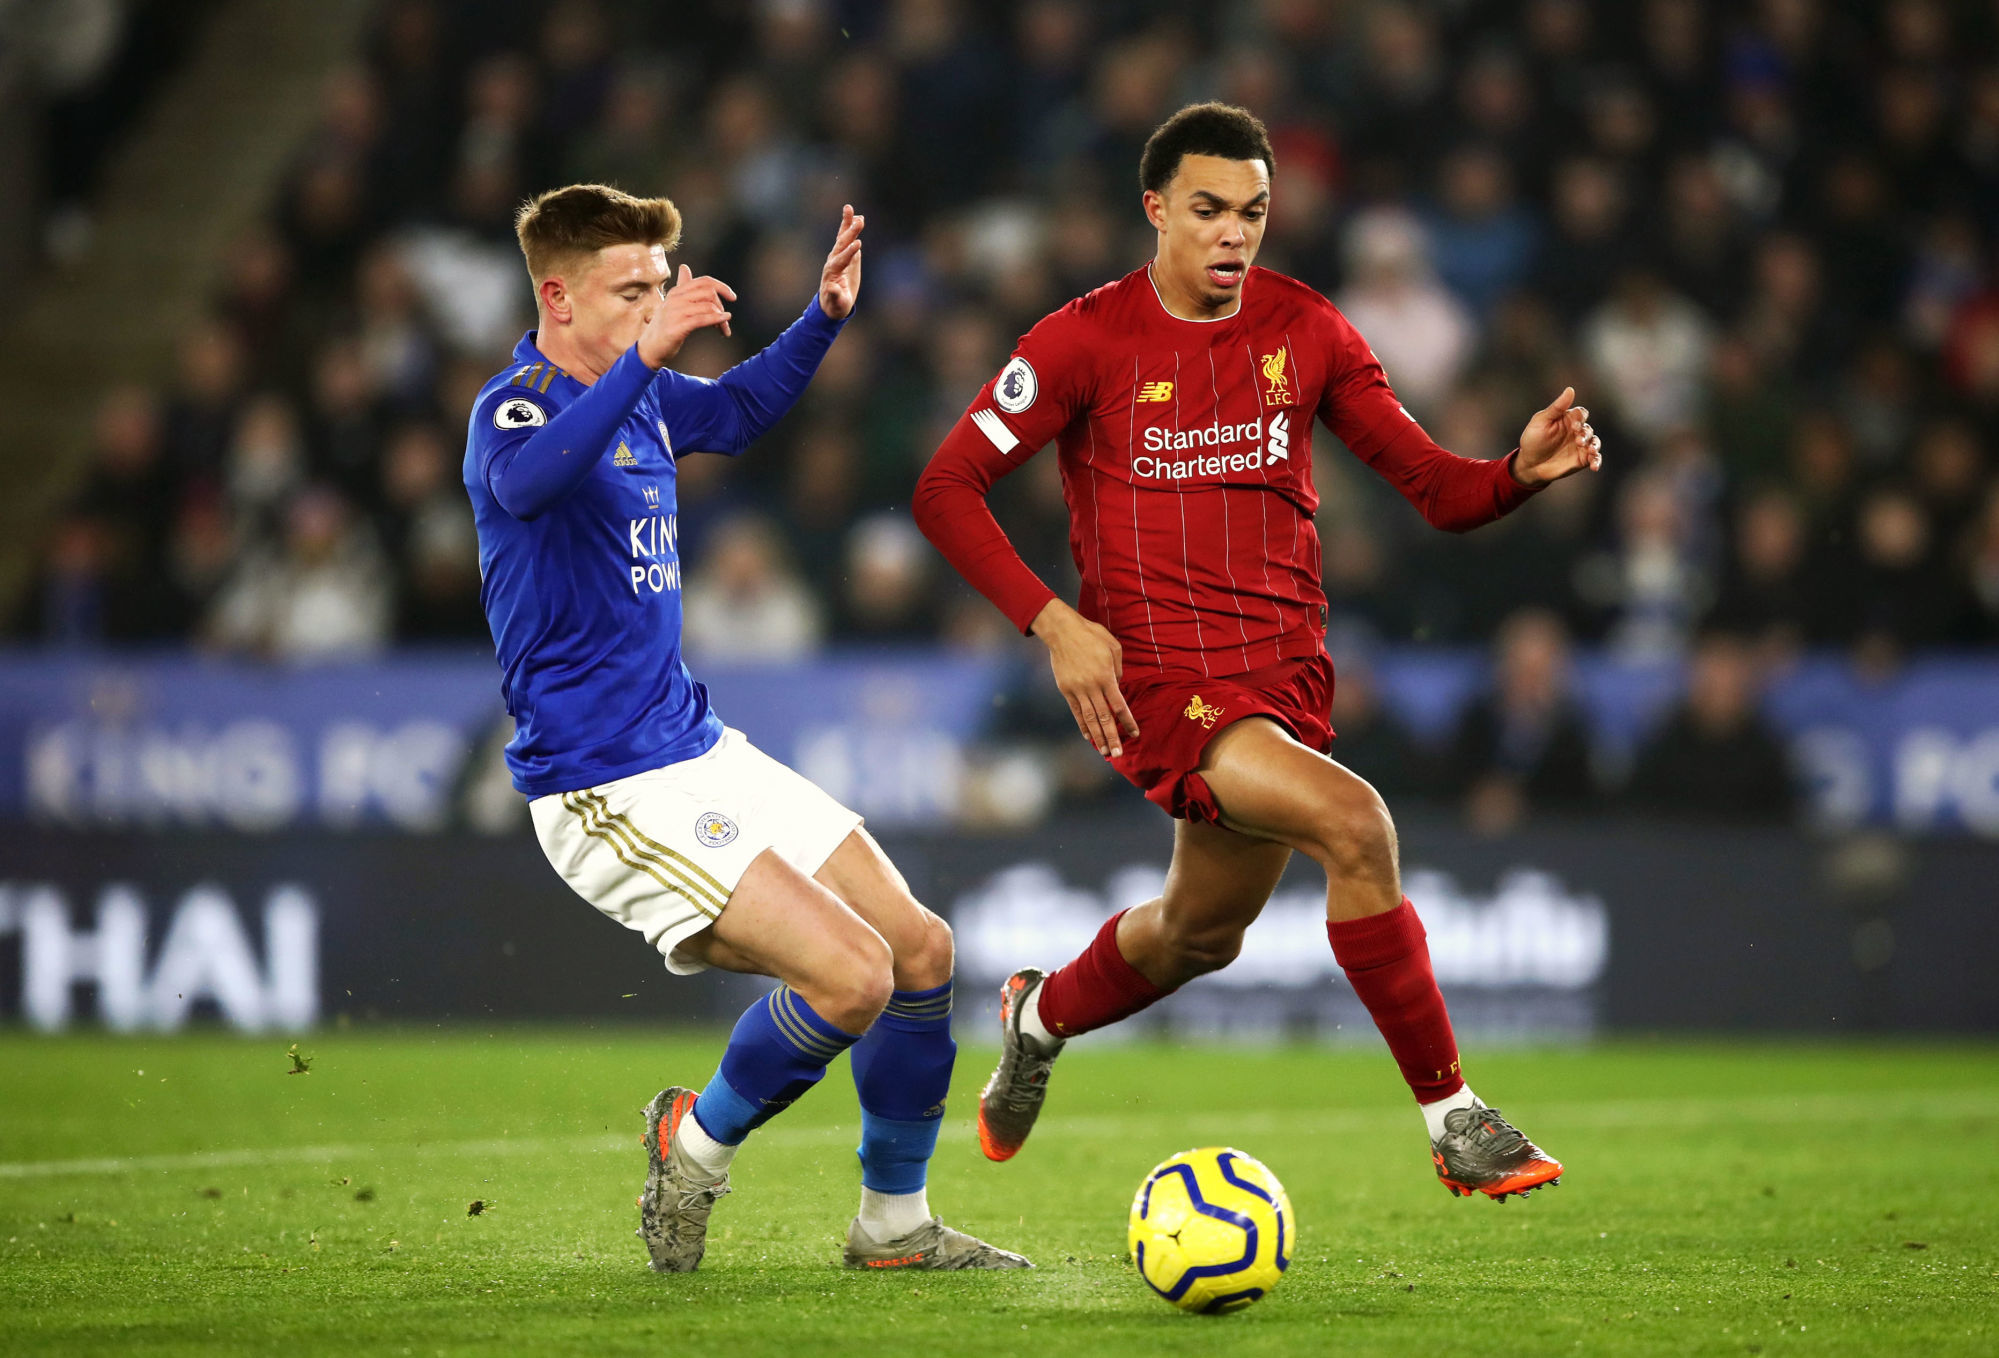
[1327,899,1465,1103]
[1036,909,1170,1038]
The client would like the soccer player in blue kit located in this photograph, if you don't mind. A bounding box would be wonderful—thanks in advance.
[465,184,1028,1274]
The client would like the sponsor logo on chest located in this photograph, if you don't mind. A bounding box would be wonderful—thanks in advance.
[628,507,680,595]
[1128,347,1301,482]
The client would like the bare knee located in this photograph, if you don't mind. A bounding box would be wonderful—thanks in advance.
[1300,782,1398,887]
[1155,919,1247,983]
[808,927,894,1033]
[895,908,954,992]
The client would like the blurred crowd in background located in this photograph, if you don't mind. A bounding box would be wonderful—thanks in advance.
[17,0,1999,821]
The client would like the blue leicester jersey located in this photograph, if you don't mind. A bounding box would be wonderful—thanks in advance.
[464,298,844,796]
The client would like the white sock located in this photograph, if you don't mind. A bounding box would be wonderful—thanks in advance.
[676,1104,740,1183]
[856,1186,931,1243]
[1018,977,1061,1049]
[1421,1085,1482,1144]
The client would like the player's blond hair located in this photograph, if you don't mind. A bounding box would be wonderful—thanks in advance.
[513,184,682,283]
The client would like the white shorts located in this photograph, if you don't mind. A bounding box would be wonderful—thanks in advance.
[530,726,863,975]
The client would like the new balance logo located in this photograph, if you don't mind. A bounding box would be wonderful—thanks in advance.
[1136,380,1174,403]
[612,442,638,467]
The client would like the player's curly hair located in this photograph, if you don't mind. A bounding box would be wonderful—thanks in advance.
[1139,102,1276,194]
[513,183,683,283]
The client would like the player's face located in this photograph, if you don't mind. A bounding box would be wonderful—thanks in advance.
[1144,154,1270,314]
[564,243,671,370]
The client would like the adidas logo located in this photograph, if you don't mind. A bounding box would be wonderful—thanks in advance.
[612,442,638,467]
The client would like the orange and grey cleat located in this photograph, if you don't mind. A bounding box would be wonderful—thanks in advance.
[1432,1104,1564,1202]
[840,1216,1033,1270]
[637,1086,730,1271]
[975,968,1064,1162]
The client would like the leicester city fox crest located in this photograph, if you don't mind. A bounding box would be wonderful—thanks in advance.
[695,812,739,847]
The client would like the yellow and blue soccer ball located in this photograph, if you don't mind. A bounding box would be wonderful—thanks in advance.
[1128,1147,1294,1314]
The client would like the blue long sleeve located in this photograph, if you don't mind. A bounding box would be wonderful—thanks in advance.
[485,345,655,521]
[483,298,845,521]
[651,298,846,456]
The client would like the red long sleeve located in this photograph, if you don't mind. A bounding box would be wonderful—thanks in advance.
[912,412,1058,634]
[1316,307,1541,533]
[1356,423,1541,533]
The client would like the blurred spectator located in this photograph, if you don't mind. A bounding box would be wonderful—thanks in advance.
[567,64,676,192]
[17,387,188,642]
[1580,270,1712,442]
[1659,154,1748,320]
[162,321,247,482]
[1739,233,1837,382]
[380,422,485,640]
[837,513,938,643]
[1846,484,1966,651]
[1325,649,1434,799]
[353,243,439,410]
[1705,335,1794,487]
[76,384,172,566]
[20,516,112,646]
[1448,608,1597,834]
[1334,208,1473,415]
[1533,157,1630,326]
[1625,632,1795,822]
[225,393,308,545]
[305,338,385,507]
[1707,486,1813,657]
[682,513,825,662]
[208,487,392,660]
[1910,417,1986,546]
[164,492,238,638]
[780,424,862,592]
[1424,145,1538,315]
[1582,467,1713,659]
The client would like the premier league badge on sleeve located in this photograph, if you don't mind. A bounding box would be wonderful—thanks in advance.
[995,356,1038,414]
[694,812,739,847]
[494,396,548,429]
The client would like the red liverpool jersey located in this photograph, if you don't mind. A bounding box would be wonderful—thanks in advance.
[914,264,1539,677]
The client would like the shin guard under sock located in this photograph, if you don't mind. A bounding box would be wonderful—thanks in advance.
[1327,899,1465,1103]
[1035,909,1171,1039]
[694,985,860,1145]
[850,981,955,1195]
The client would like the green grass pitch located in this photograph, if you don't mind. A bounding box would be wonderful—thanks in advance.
[2,1031,1995,1356]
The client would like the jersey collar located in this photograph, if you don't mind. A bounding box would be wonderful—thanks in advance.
[1144,262,1249,324]
[513,330,551,365]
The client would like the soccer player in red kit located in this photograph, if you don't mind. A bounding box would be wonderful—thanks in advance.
[913,103,1603,1201]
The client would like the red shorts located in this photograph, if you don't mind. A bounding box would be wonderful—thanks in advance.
[1108,652,1336,824]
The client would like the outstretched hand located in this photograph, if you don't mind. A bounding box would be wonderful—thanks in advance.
[1513,387,1603,487]
[638,265,736,369]
[818,205,865,320]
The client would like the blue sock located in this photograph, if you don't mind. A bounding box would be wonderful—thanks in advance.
[693,985,861,1146]
[850,981,956,1194]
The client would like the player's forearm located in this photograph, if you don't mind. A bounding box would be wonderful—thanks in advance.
[1363,422,1541,534]
[698,297,846,452]
[488,346,656,519]
[913,430,1059,634]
